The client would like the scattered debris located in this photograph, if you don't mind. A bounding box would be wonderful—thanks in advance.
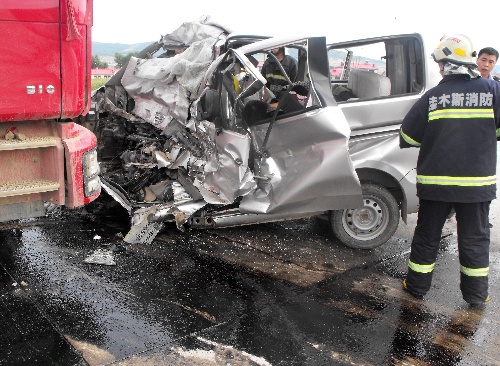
[4,130,14,140]
[3,127,26,140]
[83,249,116,266]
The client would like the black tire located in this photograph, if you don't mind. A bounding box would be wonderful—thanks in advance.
[330,183,399,249]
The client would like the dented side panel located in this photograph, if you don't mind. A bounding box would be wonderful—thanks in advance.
[241,107,363,214]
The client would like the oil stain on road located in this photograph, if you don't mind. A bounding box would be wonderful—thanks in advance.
[0,196,499,365]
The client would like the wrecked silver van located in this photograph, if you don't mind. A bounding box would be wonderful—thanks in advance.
[89,17,440,249]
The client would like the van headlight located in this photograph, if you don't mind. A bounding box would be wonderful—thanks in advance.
[82,148,101,196]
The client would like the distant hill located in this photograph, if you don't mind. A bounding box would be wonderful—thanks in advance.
[92,41,154,57]
[93,42,500,75]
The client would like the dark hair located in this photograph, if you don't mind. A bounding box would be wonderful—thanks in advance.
[478,47,499,61]
[242,100,269,126]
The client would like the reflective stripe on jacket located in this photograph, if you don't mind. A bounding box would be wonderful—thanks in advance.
[260,55,298,90]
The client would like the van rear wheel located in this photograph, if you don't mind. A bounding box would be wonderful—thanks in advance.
[330,183,399,249]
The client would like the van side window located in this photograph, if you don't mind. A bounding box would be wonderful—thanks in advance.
[328,37,424,102]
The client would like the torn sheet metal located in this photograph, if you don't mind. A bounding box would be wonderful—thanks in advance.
[125,182,207,244]
[159,15,231,48]
[197,129,256,205]
[124,206,165,245]
[121,20,226,130]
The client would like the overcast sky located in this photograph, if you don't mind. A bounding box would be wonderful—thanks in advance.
[92,1,500,55]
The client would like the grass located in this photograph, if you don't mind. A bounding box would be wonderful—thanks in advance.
[91,78,110,91]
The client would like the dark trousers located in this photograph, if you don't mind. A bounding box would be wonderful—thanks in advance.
[406,199,490,303]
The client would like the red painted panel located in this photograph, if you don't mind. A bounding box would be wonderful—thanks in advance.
[0,0,59,22]
[0,21,61,121]
[61,0,92,117]
[61,23,87,117]
[57,122,99,207]
[61,0,92,26]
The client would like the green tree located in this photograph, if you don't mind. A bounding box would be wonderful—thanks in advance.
[114,52,138,68]
[92,55,108,69]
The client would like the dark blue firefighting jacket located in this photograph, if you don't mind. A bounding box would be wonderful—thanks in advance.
[400,74,500,202]
[260,55,298,92]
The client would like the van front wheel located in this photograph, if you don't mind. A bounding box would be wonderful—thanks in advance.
[330,183,399,249]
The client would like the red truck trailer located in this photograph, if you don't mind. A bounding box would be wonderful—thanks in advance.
[0,0,100,222]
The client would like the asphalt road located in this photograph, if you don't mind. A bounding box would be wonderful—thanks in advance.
[0,193,499,365]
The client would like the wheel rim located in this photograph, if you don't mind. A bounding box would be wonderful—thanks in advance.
[341,194,390,241]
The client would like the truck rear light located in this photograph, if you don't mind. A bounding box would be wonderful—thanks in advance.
[86,176,101,197]
[82,148,101,196]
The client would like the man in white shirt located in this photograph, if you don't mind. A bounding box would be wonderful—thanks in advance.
[476,47,499,80]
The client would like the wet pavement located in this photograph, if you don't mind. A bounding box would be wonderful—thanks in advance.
[1,194,500,365]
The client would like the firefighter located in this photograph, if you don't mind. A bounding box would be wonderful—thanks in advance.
[399,34,500,306]
[260,47,298,94]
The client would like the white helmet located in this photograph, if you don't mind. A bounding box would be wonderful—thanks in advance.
[431,34,477,66]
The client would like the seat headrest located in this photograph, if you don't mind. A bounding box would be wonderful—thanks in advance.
[347,69,391,99]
